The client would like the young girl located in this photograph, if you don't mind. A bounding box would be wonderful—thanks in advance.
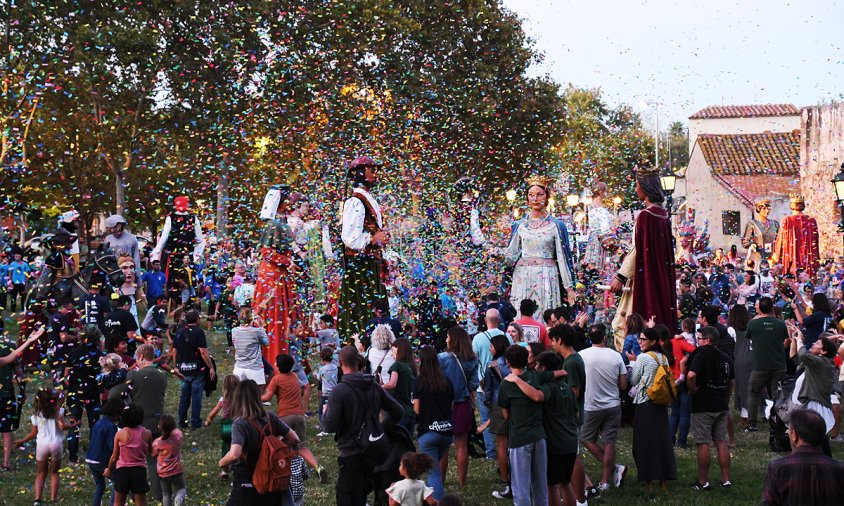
[152,415,185,506]
[204,374,240,478]
[386,452,438,506]
[99,353,128,402]
[14,388,77,504]
[105,403,152,506]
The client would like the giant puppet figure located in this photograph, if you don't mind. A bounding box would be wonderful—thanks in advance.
[610,166,677,349]
[452,177,487,292]
[504,175,575,319]
[287,194,334,309]
[583,182,615,277]
[253,185,296,361]
[151,196,206,303]
[741,198,780,270]
[338,156,389,341]
[771,194,820,277]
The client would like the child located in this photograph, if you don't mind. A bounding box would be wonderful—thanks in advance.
[99,353,129,401]
[386,452,437,506]
[680,317,697,346]
[316,314,340,350]
[86,398,125,506]
[14,388,78,504]
[315,347,338,430]
[152,415,186,506]
[105,403,152,506]
[204,374,240,478]
[289,454,309,506]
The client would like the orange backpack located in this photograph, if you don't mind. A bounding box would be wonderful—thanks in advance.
[249,418,294,494]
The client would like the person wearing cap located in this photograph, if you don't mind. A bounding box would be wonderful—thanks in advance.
[150,196,206,306]
[338,156,390,341]
[103,214,142,279]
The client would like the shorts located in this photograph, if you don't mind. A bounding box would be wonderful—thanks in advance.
[35,441,63,461]
[451,400,474,436]
[691,411,729,445]
[232,366,266,386]
[547,452,577,485]
[488,405,508,435]
[579,407,622,444]
[0,396,19,432]
[113,465,150,495]
[281,414,307,446]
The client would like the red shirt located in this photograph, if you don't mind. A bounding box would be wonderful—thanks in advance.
[671,336,696,377]
[265,372,305,416]
[514,316,550,348]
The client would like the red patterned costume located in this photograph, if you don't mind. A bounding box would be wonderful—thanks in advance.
[772,197,820,277]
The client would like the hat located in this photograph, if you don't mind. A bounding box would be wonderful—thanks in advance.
[47,228,77,245]
[347,156,382,174]
[524,175,554,190]
[104,214,127,228]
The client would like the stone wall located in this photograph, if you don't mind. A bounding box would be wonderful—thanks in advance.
[800,104,844,258]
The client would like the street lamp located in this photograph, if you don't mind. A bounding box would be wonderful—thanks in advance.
[565,194,580,208]
[639,99,661,170]
[660,167,677,195]
[580,188,593,207]
[505,189,517,203]
[831,163,844,232]
[547,197,556,214]
[612,195,622,215]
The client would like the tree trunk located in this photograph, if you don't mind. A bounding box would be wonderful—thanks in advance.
[114,168,126,214]
[216,163,229,239]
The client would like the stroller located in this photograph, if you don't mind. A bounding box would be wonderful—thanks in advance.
[371,424,416,506]
[769,375,797,453]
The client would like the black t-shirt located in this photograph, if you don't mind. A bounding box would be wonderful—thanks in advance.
[48,311,72,348]
[230,413,291,486]
[387,361,414,417]
[103,309,138,341]
[82,294,112,330]
[802,310,832,348]
[714,322,734,360]
[412,377,454,437]
[66,343,103,396]
[689,345,735,413]
[174,325,208,374]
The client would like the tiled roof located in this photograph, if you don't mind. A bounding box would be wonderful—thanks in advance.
[714,174,800,209]
[689,104,800,119]
[697,131,800,176]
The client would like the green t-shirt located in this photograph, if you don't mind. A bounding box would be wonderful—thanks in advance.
[498,370,553,448]
[0,343,14,400]
[563,352,586,421]
[540,380,580,454]
[388,360,415,417]
[746,317,788,371]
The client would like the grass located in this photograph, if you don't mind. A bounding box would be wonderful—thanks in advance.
[0,319,813,505]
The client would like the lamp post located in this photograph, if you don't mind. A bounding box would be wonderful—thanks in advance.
[639,99,661,170]
[506,188,518,219]
[831,163,844,233]
[612,196,622,215]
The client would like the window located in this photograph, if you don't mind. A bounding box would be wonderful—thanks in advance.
[722,211,741,236]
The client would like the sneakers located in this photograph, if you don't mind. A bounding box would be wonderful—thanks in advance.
[743,426,759,433]
[830,435,844,443]
[597,482,610,492]
[317,466,330,484]
[316,431,331,437]
[720,480,732,488]
[492,484,513,499]
[691,481,711,491]
[586,486,601,499]
[614,463,628,488]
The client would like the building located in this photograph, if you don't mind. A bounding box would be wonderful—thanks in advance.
[800,103,844,258]
[676,104,802,252]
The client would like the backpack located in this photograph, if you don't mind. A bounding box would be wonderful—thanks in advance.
[346,382,390,465]
[644,352,677,405]
[249,417,294,494]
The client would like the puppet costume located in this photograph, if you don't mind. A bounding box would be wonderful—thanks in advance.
[151,196,206,301]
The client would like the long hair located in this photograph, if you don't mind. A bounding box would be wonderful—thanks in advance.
[371,324,396,351]
[490,334,510,360]
[417,346,448,394]
[812,293,832,314]
[159,414,177,441]
[392,338,417,376]
[636,174,665,204]
[507,322,525,343]
[231,379,266,421]
[653,324,674,367]
[446,326,476,361]
[641,327,664,354]
[34,389,59,420]
[238,306,253,325]
[625,313,644,335]
[222,374,241,404]
[727,304,751,332]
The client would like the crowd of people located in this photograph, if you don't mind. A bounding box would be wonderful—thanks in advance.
[1,162,844,506]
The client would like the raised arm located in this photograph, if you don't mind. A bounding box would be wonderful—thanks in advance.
[503,373,544,402]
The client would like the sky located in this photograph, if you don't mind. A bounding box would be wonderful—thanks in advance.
[501,0,844,129]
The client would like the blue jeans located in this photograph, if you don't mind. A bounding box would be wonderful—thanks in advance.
[669,390,692,447]
[418,431,453,500]
[89,462,112,506]
[509,439,549,506]
[179,373,206,428]
[477,397,496,459]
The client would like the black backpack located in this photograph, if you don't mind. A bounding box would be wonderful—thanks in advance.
[346,381,390,465]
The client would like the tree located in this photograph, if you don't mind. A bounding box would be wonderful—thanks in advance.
[667,121,689,172]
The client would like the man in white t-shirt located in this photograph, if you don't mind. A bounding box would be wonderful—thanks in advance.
[758,261,776,298]
[578,323,629,491]
[471,309,511,460]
